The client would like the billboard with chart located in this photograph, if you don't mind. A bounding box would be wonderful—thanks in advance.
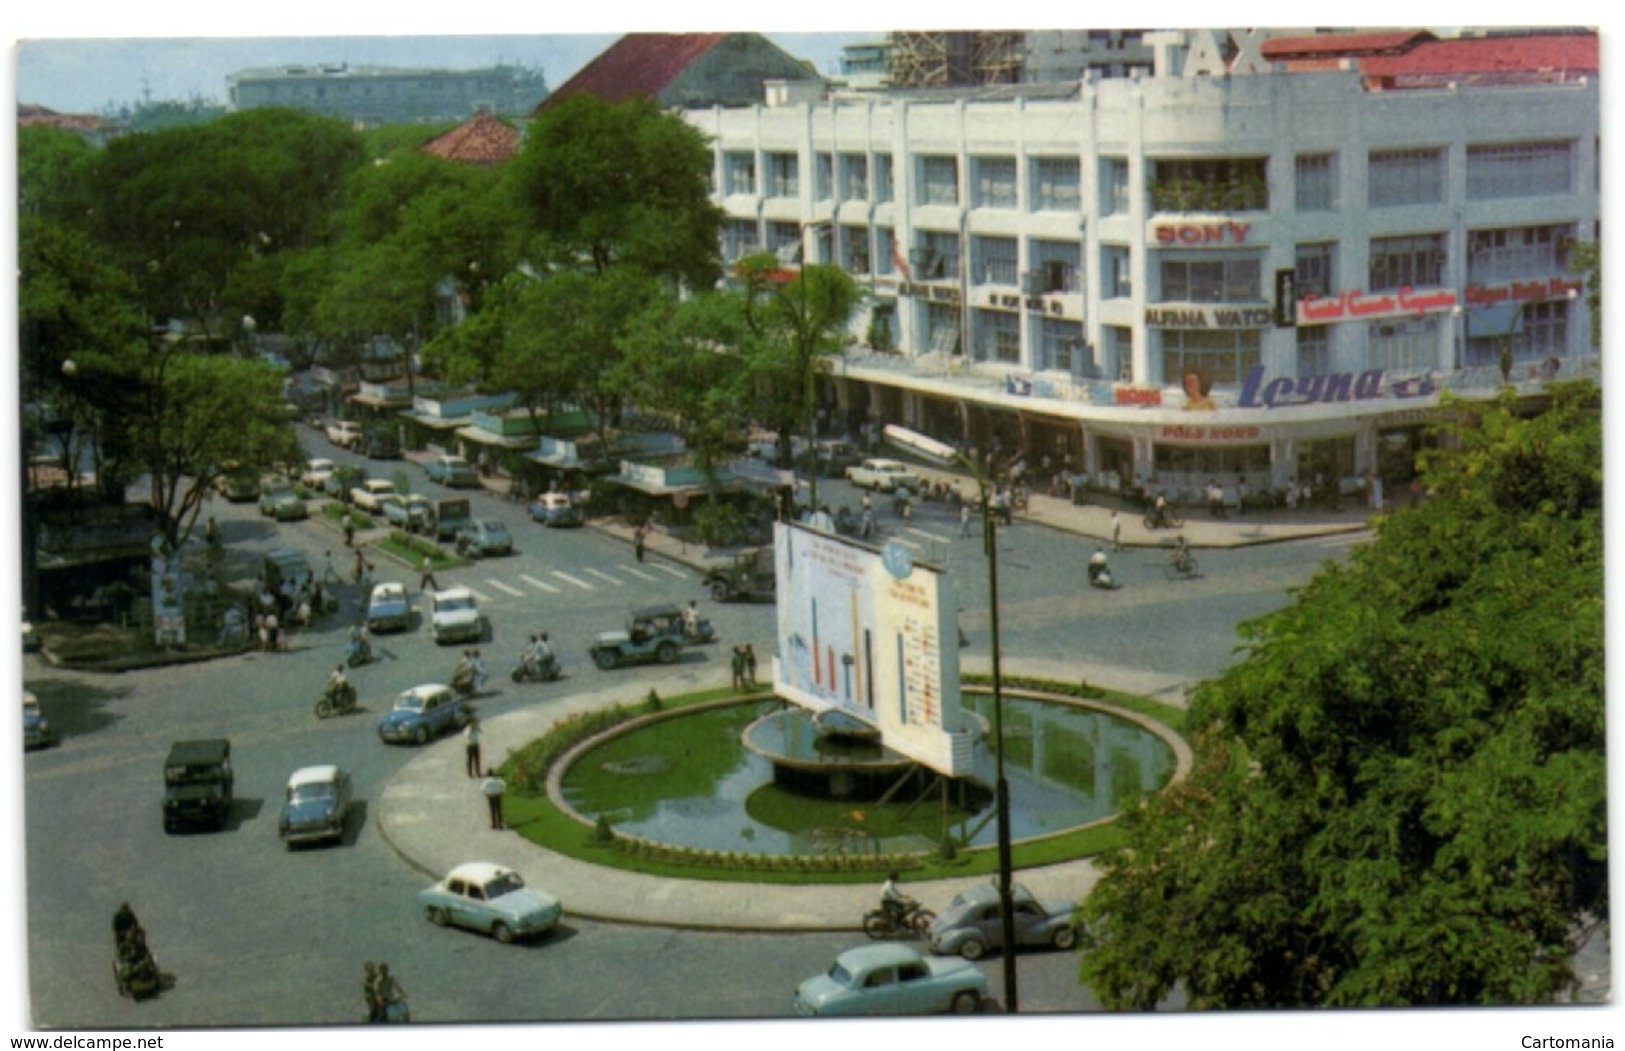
[771,521,971,776]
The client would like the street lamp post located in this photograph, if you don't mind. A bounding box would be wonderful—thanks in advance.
[882,423,1019,1013]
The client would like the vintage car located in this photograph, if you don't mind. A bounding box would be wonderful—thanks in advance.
[424,454,480,489]
[702,547,776,603]
[528,492,583,528]
[376,684,471,746]
[794,943,986,1017]
[926,881,1079,960]
[454,518,513,559]
[361,427,401,459]
[23,690,55,750]
[366,582,412,633]
[429,586,483,644]
[299,458,336,489]
[844,458,924,494]
[349,478,398,513]
[258,481,308,521]
[589,604,713,671]
[261,548,314,597]
[325,420,363,449]
[417,862,562,944]
[162,738,234,833]
[277,764,353,847]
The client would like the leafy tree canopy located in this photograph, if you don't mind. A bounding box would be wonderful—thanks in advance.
[1079,382,1605,1009]
[508,94,722,287]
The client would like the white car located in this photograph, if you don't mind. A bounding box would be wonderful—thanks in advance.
[429,586,482,644]
[844,458,923,493]
[350,478,398,512]
[325,420,363,448]
[418,862,562,944]
[300,458,336,488]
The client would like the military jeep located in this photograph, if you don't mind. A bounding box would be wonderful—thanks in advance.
[589,604,715,671]
[162,739,234,833]
[702,547,777,603]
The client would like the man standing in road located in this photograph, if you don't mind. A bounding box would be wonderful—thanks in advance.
[481,768,505,830]
[419,556,439,593]
[463,719,482,779]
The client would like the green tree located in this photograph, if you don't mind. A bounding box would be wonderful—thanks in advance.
[1080,382,1605,1008]
[507,94,723,287]
[735,257,862,503]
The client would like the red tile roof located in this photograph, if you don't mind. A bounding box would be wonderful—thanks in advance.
[1361,33,1598,79]
[540,33,729,110]
[419,113,521,166]
[1262,31,1432,59]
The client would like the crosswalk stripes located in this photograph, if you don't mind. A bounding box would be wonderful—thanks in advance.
[649,563,689,580]
[584,568,625,586]
[520,574,561,594]
[891,536,925,550]
[484,579,526,597]
[551,570,595,591]
[620,565,659,582]
[463,587,492,603]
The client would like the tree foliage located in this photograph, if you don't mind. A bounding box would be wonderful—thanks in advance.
[508,94,723,287]
[1079,382,1605,1008]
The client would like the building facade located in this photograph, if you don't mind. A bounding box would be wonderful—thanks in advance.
[228,64,548,125]
[684,30,1599,503]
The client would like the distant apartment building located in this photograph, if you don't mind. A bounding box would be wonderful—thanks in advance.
[227,63,548,125]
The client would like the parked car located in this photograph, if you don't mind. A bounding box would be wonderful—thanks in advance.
[278,764,352,847]
[258,481,308,521]
[845,458,923,494]
[387,493,435,534]
[589,604,713,671]
[794,943,986,1016]
[424,454,480,489]
[325,464,368,502]
[377,684,472,745]
[417,862,562,944]
[325,420,363,449]
[428,586,482,644]
[366,582,412,633]
[528,492,583,528]
[299,458,336,489]
[703,547,776,603]
[454,518,513,558]
[23,690,55,750]
[349,479,398,513]
[162,738,234,833]
[926,881,1078,959]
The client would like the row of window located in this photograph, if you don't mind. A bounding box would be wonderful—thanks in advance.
[723,219,1576,304]
[718,139,1578,213]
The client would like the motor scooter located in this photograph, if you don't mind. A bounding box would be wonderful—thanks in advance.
[1088,561,1121,590]
[345,634,372,668]
[315,680,358,719]
[511,651,561,683]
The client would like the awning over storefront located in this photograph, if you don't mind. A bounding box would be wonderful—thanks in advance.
[454,425,538,450]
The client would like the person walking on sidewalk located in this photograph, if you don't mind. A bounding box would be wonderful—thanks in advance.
[960,502,973,539]
[481,768,506,830]
[463,719,482,779]
[634,521,650,563]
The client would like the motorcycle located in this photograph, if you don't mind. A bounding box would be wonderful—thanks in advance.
[315,681,358,719]
[1088,561,1121,590]
[862,898,936,939]
[511,652,561,683]
[345,636,373,668]
[112,931,160,1001]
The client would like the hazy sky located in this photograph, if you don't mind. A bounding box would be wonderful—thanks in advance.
[13,32,875,115]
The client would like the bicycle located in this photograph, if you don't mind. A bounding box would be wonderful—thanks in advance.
[1143,506,1185,530]
[1164,546,1200,580]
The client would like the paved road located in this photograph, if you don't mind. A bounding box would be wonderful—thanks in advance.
[16,429,1368,1030]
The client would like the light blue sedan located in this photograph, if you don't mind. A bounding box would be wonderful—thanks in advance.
[795,943,986,1016]
[418,862,562,944]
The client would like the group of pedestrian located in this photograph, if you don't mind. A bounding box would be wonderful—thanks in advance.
[254,609,286,653]
[730,643,758,691]
[362,961,406,1023]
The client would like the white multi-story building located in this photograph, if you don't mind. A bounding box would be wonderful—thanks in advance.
[684,28,1599,502]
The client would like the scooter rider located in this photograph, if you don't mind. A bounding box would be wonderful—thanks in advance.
[327,665,349,703]
[347,623,371,663]
[880,870,910,925]
[1088,547,1110,585]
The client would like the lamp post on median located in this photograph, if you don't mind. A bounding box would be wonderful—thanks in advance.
[882,423,1019,1013]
